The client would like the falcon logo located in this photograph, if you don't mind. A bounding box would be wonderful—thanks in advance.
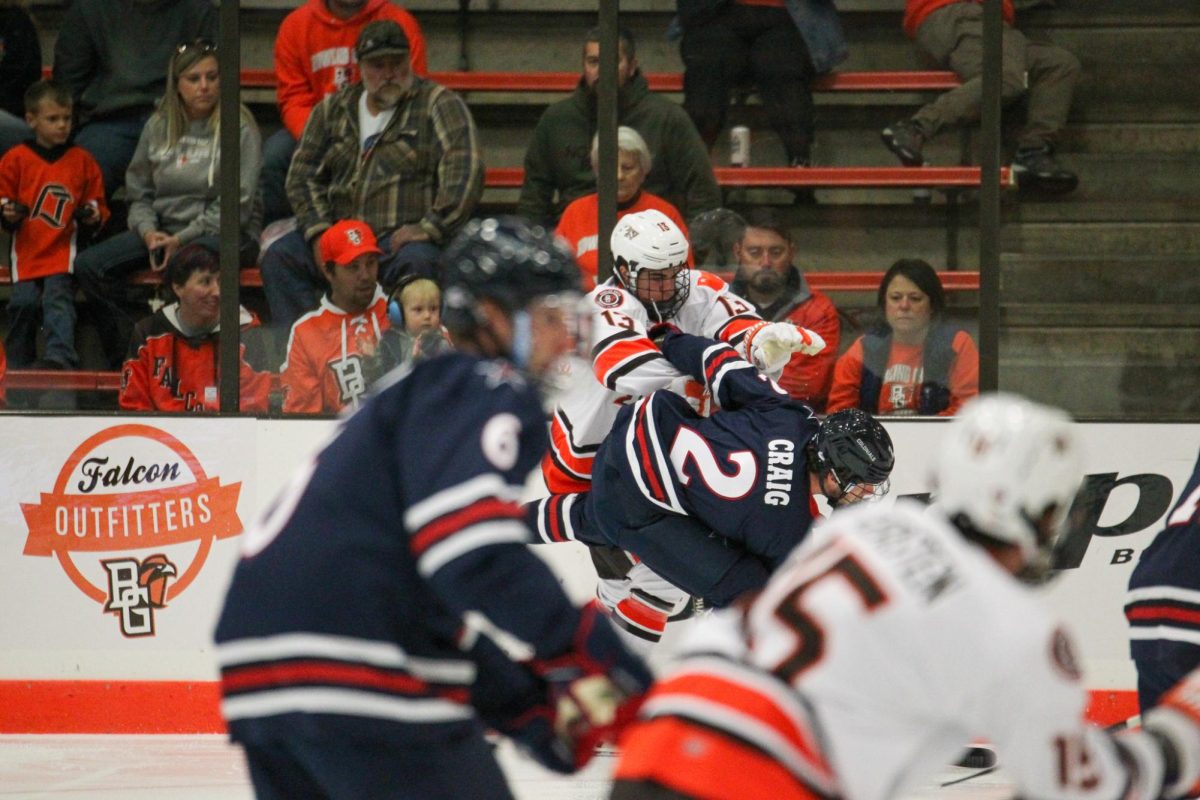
[102,554,177,637]
[32,183,73,228]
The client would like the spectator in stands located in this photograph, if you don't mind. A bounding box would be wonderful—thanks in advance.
[260,0,428,226]
[518,26,720,227]
[120,239,273,413]
[0,80,108,371]
[827,258,978,416]
[882,0,1081,194]
[52,0,217,198]
[281,219,390,415]
[0,0,41,156]
[688,206,746,270]
[730,208,839,410]
[675,0,847,184]
[369,274,453,377]
[75,39,262,370]
[555,126,690,289]
[261,20,482,344]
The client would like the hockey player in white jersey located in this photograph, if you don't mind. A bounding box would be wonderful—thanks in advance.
[542,208,826,647]
[610,393,1200,800]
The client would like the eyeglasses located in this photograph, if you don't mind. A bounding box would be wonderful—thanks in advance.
[175,39,217,56]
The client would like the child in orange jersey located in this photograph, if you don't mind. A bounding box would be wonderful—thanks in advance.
[0,80,107,368]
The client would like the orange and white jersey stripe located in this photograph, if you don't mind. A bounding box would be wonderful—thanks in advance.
[616,652,840,800]
[543,271,761,491]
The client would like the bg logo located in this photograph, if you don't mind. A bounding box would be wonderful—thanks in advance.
[20,424,243,637]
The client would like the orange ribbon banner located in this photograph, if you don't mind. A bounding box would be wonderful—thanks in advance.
[21,478,242,556]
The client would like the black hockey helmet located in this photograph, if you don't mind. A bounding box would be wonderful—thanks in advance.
[440,216,582,336]
[811,409,895,504]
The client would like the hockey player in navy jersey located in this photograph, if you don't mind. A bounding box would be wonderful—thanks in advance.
[213,217,651,800]
[532,329,894,650]
[1127,445,1200,712]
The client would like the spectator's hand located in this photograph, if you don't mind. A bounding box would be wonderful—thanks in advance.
[2,200,29,225]
[391,224,431,250]
[161,235,181,269]
[74,202,101,227]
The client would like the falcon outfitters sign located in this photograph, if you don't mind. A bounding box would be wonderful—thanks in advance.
[20,423,243,637]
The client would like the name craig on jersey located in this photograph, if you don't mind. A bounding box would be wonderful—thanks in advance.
[764,439,796,506]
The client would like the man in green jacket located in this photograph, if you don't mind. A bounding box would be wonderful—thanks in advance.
[518,27,720,227]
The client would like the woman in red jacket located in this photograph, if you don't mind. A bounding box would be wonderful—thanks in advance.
[827,258,977,416]
[119,239,273,413]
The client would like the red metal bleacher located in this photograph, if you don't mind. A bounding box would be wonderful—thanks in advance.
[238,69,961,94]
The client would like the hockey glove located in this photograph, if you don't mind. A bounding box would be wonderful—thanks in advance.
[1143,667,1200,798]
[530,602,653,769]
[741,321,826,375]
[647,322,682,345]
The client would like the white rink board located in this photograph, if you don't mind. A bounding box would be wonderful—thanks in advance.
[1,414,1197,690]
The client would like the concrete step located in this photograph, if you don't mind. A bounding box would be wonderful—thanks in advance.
[1000,327,1200,420]
[1001,222,1200,256]
[1000,256,1200,304]
[1002,304,1200,328]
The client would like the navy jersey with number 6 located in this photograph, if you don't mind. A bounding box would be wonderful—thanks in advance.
[567,331,822,606]
[214,352,587,746]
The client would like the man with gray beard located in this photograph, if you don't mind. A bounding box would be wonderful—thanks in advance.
[260,20,483,351]
[729,208,840,411]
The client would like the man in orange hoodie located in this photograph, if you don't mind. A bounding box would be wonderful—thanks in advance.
[881,0,1081,194]
[260,0,428,224]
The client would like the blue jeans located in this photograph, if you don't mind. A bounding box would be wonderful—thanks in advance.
[73,230,151,368]
[4,274,79,368]
[74,111,154,198]
[260,128,297,225]
[260,228,441,340]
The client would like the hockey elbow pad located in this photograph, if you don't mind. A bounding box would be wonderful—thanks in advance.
[531,602,653,768]
[1141,667,1200,798]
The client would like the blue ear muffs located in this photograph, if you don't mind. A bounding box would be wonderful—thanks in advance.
[388,274,422,329]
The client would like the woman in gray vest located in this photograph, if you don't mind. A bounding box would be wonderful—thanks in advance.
[826,258,978,416]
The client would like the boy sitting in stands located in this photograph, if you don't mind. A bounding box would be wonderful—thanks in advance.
[0,80,107,370]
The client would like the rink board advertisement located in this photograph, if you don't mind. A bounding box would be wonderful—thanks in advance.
[0,415,1197,732]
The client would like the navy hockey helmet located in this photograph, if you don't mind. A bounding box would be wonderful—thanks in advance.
[811,409,895,505]
[440,216,582,337]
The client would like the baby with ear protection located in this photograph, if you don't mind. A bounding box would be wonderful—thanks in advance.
[372,275,454,379]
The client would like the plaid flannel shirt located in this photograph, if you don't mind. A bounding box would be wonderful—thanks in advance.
[287,78,484,246]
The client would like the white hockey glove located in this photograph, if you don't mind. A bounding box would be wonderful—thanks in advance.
[1141,667,1200,798]
[741,321,826,375]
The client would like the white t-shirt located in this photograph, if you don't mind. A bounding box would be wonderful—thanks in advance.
[358,93,396,154]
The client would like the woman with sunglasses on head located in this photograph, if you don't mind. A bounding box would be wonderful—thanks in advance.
[75,39,263,371]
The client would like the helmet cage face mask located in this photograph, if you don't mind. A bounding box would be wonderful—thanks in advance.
[814,409,896,507]
[610,209,692,322]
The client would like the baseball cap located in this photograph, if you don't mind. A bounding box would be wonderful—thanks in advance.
[356,20,411,61]
[319,220,383,267]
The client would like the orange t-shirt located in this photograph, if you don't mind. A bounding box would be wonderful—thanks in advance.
[826,329,979,416]
[554,191,691,290]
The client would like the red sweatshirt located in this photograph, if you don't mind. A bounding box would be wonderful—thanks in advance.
[903,0,1014,39]
[275,0,428,139]
[120,305,272,413]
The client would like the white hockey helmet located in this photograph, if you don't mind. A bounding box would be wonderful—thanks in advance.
[932,393,1083,575]
[610,209,691,321]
